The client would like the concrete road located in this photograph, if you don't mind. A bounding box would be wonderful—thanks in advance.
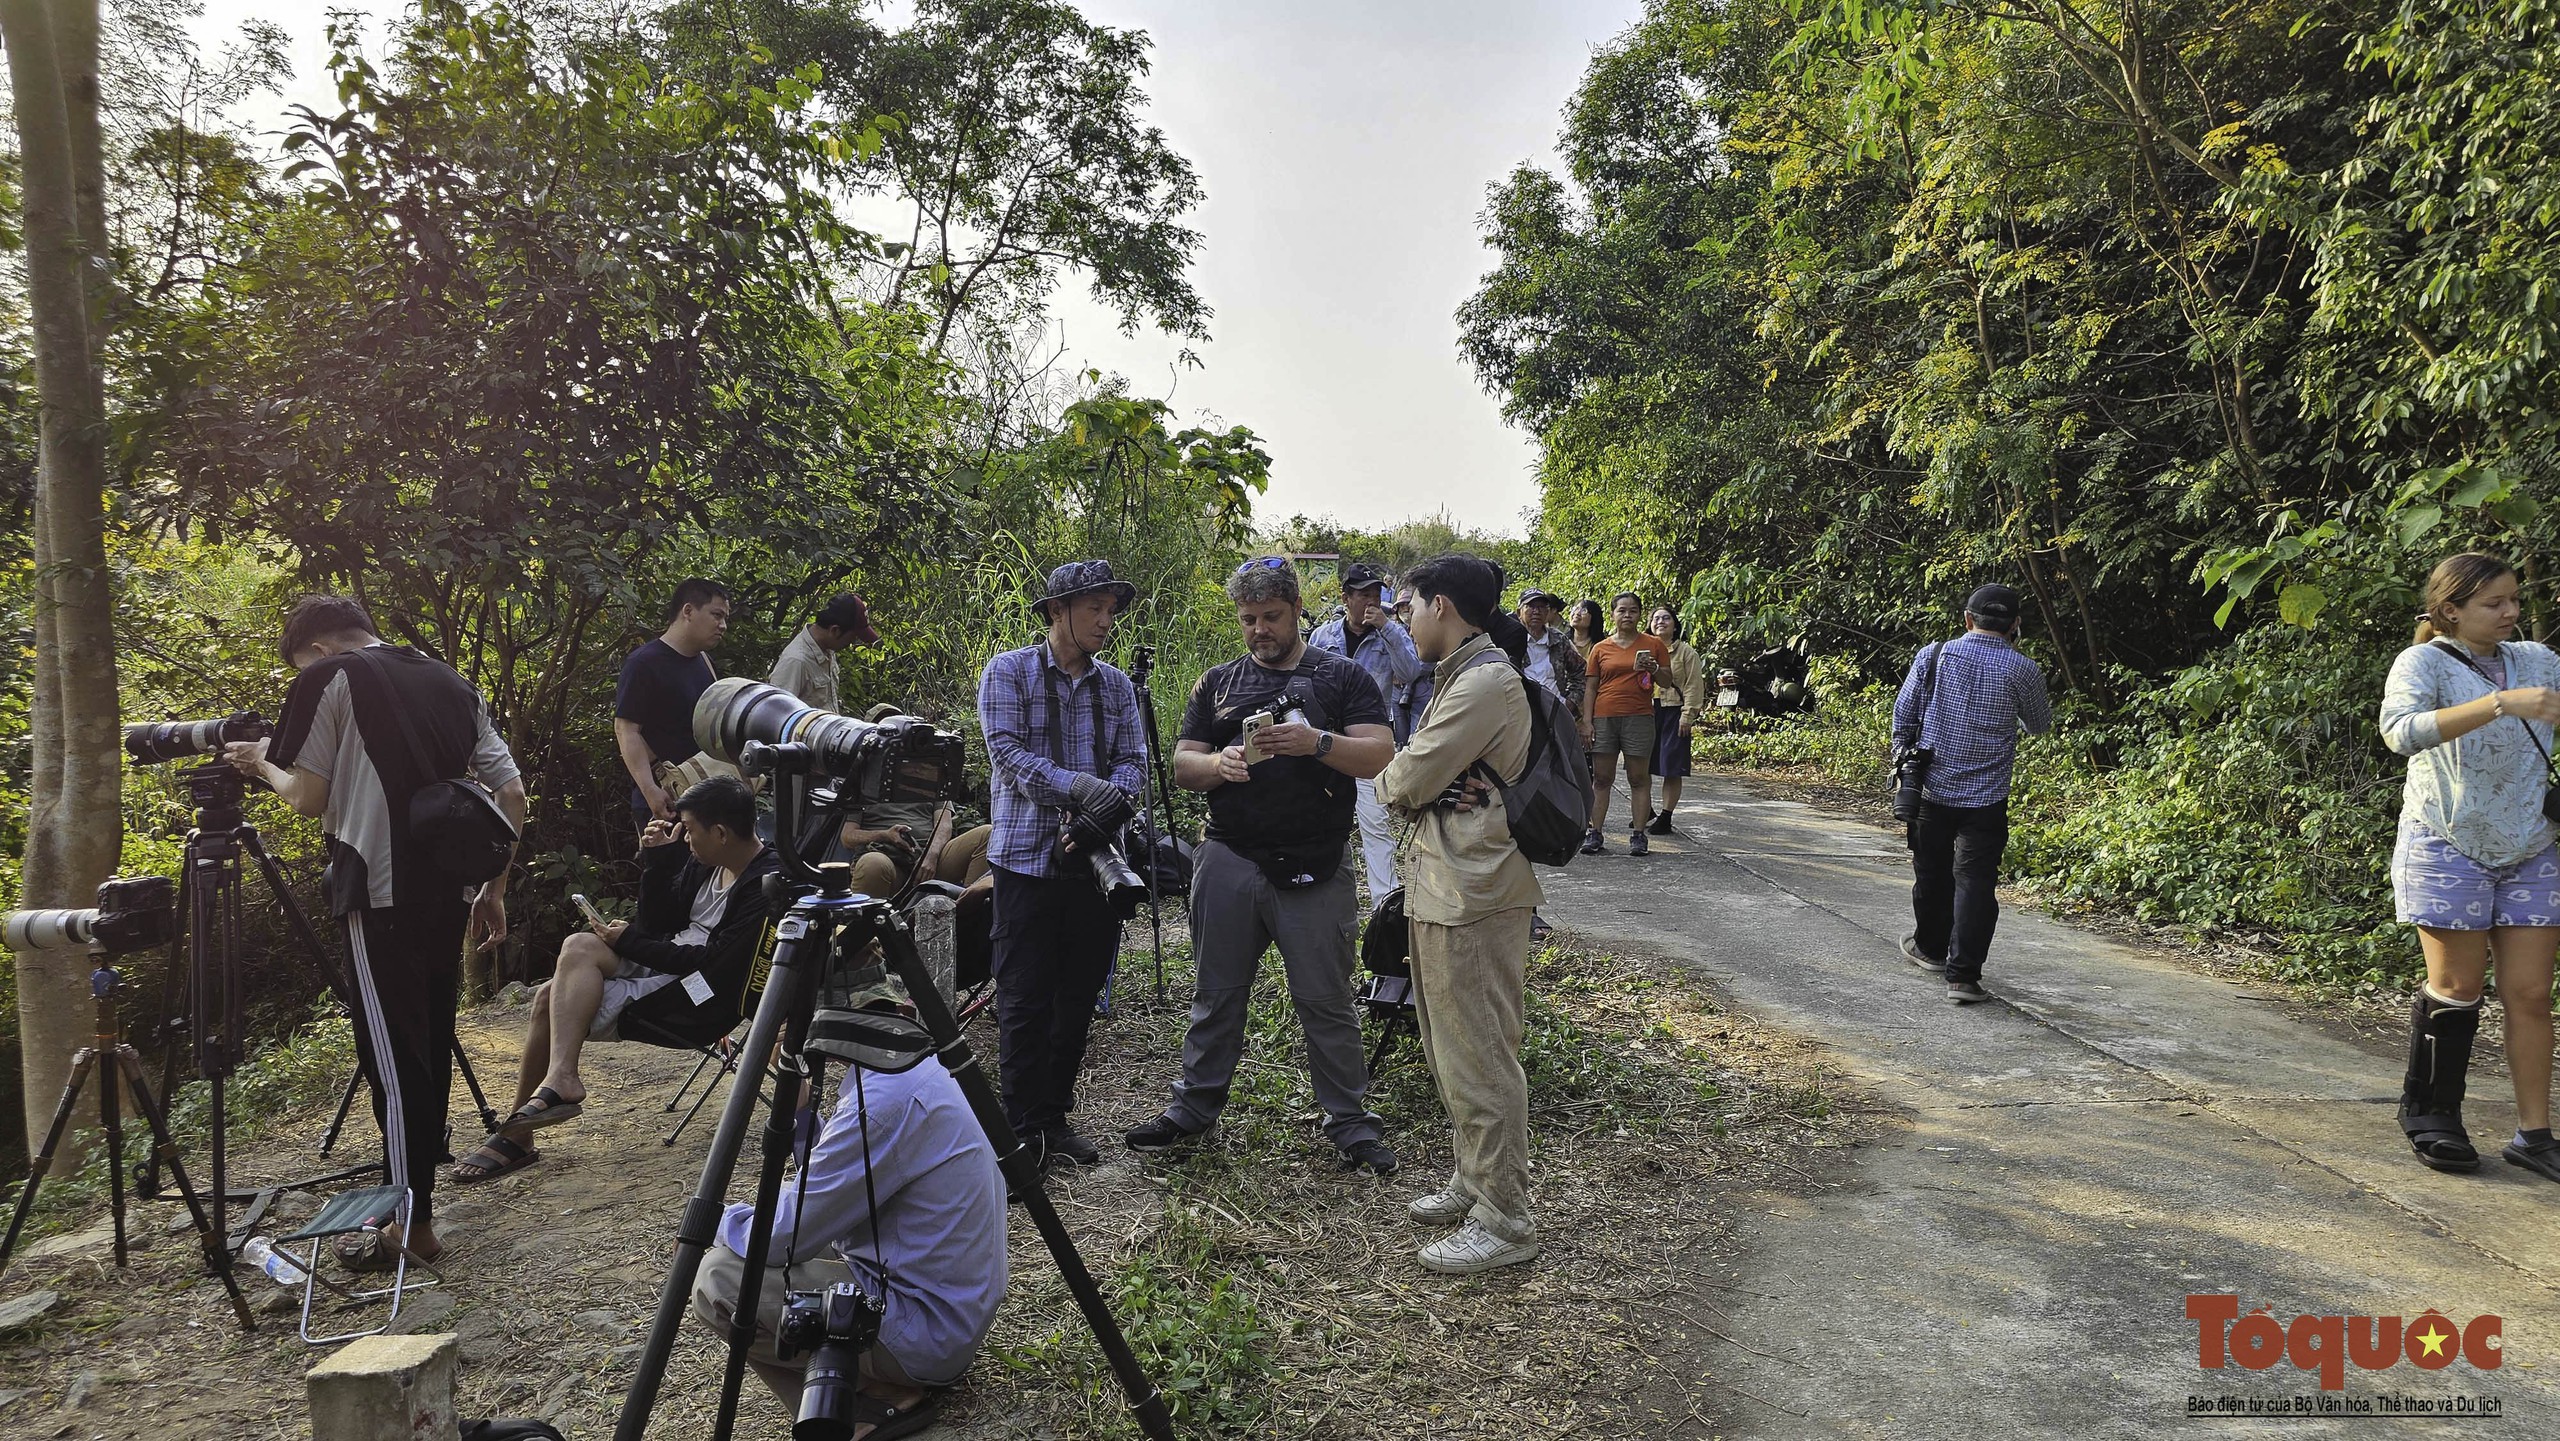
[1540,781,2560,1438]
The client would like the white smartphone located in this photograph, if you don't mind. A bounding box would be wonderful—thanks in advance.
[571,893,607,929]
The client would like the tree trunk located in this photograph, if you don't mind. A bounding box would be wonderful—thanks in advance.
[6,0,124,1165]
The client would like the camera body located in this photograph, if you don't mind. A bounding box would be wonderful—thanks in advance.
[124,712,270,767]
[3,875,177,956]
[778,1280,887,1440]
[1889,742,1933,825]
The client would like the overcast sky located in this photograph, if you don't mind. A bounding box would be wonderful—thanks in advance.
[193,1,1642,536]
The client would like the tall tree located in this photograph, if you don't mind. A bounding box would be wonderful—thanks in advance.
[3,0,123,1157]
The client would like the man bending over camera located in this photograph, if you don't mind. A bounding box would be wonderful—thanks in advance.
[976,560,1148,1169]
[453,775,778,1183]
[688,997,1006,1435]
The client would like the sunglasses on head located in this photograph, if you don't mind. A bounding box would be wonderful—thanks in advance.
[1233,556,1290,576]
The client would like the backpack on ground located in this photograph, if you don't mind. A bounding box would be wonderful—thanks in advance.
[1463,648,1592,867]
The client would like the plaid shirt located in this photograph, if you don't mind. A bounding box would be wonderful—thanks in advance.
[1891,630,2052,807]
[977,641,1148,877]
[1308,616,1428,716]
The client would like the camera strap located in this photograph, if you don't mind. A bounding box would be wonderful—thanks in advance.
[853,1063,889,1286]
[2431,640,2557,775]
[1040,662,1111,776]
[1909,642,1946,751]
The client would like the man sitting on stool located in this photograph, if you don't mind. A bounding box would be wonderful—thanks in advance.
[453,775,779,1182]
[842,704,994,900]
[690,985,1006,1436]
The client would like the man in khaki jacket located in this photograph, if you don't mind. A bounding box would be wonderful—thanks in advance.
[1374,553,1544,1274]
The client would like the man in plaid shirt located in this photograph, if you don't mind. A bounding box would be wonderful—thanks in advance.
[978,560,1149,1169]
[1891,583,2053,1004]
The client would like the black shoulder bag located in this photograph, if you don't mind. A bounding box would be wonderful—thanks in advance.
[1890,643,1945,825]
[2429,640,2560,823]
[354,648,519,886]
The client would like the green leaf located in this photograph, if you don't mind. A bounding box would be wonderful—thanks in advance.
[2397,505,2445,546]
[2277,582,2328,630]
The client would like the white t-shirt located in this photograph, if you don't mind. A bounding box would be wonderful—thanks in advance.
[1522,629,1559,694]
[673,868,739,948]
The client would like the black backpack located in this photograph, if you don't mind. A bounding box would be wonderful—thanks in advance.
[355,648,518,886]
[1461,648,1593,867]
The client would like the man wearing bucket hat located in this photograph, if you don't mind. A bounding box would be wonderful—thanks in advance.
[975,560,1150,1168]
[1890,582,2052,1004]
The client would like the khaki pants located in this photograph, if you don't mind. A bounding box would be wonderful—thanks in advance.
[690,1243,923,1411]
[1409,908,1536,1240]
[850,824,993,899]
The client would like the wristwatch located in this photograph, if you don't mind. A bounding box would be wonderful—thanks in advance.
[1315,731,1335,759]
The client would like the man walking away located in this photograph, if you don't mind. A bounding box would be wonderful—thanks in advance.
[1376,554,1543,1275]
[767,592,877,712]
[615,578,730,831]
[1580,592,1672,856]
[978,560,1149,1169]
[1125,557,1400,1174]
[1893,583,2052,1004]
[1309,562,1428,895]
[224,596,525,1268]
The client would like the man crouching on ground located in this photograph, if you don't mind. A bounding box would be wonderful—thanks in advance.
[689,989,1007,1436]
[1374,553,1544,1274]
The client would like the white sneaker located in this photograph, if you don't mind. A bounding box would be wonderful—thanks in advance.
[1407,1188,1471,1225]
[1417,1218,1540,1274]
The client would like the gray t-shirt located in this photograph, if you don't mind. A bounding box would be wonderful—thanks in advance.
[276,645,520,911]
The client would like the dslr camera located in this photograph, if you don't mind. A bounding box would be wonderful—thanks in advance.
[694,679,967,808]
[776,1280,886,1441]
[124,712,269,766]
[4,875,177,957]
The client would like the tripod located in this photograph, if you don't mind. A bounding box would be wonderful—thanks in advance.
[614,742,1175,1441]
[145,762,497,1245]
[1125,644,1183,1003]
[0,957,254,1330]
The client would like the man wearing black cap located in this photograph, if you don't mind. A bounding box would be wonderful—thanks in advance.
[976,560,1149,1166]
[767,592,878,713]
[1309,562,1428,894]
[1891,583,2053,1003]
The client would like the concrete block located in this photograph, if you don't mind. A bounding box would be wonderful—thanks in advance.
[307,1332,460,1441]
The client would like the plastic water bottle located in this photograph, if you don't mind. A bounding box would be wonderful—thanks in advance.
[240,1235,307,1287]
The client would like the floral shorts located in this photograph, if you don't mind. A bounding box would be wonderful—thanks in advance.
[2392,821,2560,931]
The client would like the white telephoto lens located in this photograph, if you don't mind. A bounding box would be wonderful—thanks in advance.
[3,908,99,952]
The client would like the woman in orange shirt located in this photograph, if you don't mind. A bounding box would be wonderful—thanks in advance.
[1579,592,1674,855]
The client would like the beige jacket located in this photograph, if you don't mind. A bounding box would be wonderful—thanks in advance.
[1376,633,1544,924]
[1651,639,1705,729]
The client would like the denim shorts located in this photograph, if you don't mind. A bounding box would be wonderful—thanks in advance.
[2392,821,2560,930]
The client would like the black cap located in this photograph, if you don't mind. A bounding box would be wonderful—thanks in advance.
[1341,562,1388,593]
[1520,589,1563,610]
[1965,584,2022,622]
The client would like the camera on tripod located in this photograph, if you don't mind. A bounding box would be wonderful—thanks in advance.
[3,876,176,957]
[694,679,966,808]
[776,1280,887,1441]
[124,711,269,766]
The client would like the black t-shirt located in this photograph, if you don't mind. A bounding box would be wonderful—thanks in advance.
[1180,648,1391,853]
[615,639,716,766]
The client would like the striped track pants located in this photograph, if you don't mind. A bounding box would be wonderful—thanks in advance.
[341,902,467,1227]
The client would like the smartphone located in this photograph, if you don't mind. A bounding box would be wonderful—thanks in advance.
[571,893,606,929]
[1240,711,1275,765]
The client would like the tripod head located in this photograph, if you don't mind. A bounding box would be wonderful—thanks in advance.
[181,761,257,838]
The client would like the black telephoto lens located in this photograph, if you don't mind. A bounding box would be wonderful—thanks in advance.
[122,712,268,766]
[793,1341,863,1441]
[1088,845,1147,920]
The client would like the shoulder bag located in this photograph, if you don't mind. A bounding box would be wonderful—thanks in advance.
[355,648,519,886]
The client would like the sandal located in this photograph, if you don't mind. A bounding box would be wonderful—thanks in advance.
[502,1084,584,1132]
[2505,1134,2560,1184]
[2400,1113,2481,1173]
[851,1389,946,1440]
[334,1229,442,1273]
[452,1133,542,1185]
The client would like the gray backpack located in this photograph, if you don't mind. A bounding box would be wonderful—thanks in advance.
[1462,648,1593,867]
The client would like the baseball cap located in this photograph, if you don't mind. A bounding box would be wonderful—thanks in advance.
[816,593,879,646]
[1964,584,2022,623]
[1342,562,1389,593]
[1520,589,1564,609]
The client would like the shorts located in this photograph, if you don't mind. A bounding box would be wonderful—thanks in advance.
[1591,709,1657,764]
[2392,821,2560,930]
[590,962,678,1040]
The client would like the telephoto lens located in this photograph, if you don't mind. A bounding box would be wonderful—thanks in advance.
[693,678,967,805]
[1087,844,1148,920]
[123,712,269,766]
[775,1281,885,1441]
[3,874,176,955]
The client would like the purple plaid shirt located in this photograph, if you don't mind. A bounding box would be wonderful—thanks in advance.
[977,641,1148,877]
[1891,630,2052,807]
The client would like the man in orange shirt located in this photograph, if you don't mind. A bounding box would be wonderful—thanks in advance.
[1579,591,1674,856]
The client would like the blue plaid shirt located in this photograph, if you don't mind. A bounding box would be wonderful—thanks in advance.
[977,642,1148,877]
[1308,616,1428,719]
[1892,630,2052,807]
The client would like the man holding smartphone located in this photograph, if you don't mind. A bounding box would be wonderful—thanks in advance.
[1123,557,1400,1173]
[452,776,778,1183]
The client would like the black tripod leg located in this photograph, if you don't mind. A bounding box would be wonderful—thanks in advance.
[712,1051,816,1441]
[615,919,828,1441]
[450,1041,501,1137]
[879,924,1175,1440]
[0,1050,100,1274]
[111,1049,254,1330]
[318,1063,364,1158]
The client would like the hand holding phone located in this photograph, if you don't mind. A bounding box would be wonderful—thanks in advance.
[1241,711,1275,766]
[571,893,607,930]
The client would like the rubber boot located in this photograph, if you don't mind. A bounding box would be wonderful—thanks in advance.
[2399,990,2482,1173]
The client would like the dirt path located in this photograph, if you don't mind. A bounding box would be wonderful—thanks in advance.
[1542,778,2560,1437]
